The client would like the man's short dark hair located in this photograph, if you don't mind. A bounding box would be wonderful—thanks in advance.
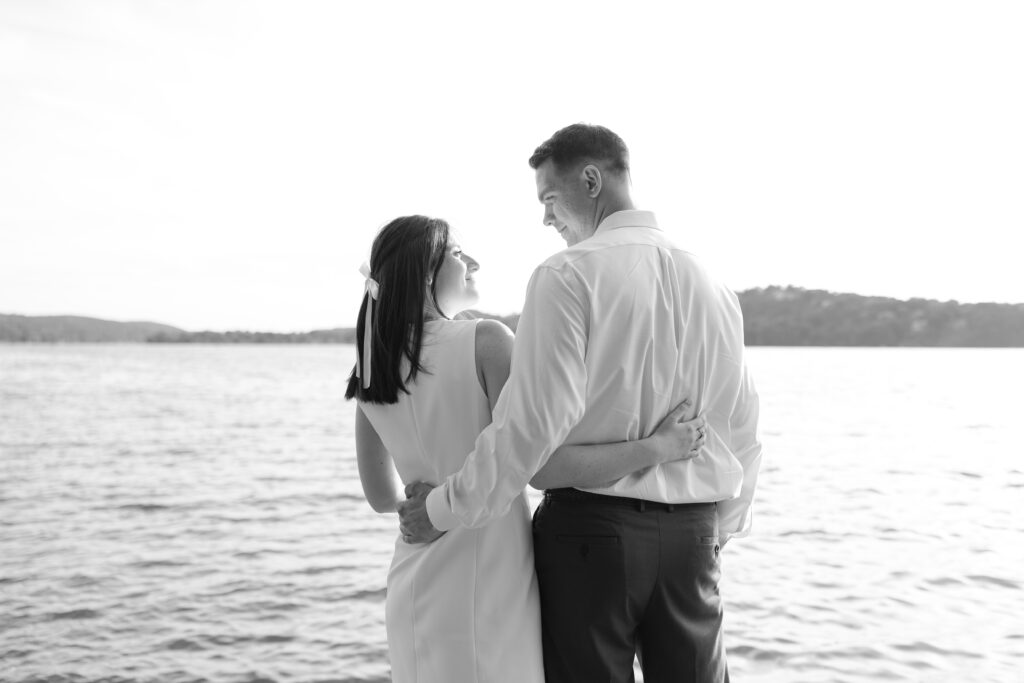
[528,123,630,175]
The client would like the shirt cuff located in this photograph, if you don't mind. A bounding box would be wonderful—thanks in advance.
[425,483,460,532]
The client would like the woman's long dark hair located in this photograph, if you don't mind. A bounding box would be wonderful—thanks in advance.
[345,215,450,404]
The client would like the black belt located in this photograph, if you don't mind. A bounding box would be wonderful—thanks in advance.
[543,487,713,513]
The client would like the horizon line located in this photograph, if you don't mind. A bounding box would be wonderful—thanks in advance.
[3,284,1023,333]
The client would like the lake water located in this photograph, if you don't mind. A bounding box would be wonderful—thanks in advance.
[1,344,1022,682]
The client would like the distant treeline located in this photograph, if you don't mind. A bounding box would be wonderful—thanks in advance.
[4,289,1023,346]
[0,314,183,343]
[738,286,1024,347]
[147,329,355,344]
[145,311,521,344]
[139,290,1024,346]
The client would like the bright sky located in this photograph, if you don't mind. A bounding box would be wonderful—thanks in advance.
[1,1,1022,332]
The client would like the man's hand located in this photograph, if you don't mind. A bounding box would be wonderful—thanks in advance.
[396,482,446,544]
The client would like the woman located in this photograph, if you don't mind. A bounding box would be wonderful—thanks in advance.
[348,215,707,683]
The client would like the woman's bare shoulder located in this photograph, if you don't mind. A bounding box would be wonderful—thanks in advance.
[475,318,514,356]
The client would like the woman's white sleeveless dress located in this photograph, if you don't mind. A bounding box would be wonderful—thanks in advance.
[359,319,544,683]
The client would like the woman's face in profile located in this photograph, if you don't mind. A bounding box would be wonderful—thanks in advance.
[433,239,480,317]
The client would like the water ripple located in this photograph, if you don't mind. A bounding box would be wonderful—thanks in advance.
[46,609,102,621]
[967,574,1020,590]
[891,641,984,659]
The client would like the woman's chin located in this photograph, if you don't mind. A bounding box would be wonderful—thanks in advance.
[440,292,480,319]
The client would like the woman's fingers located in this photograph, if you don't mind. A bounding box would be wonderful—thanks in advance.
[684,417,708,456]
[670,398,692,423]
[690,430,706,451]
[652,403,710,464]
[680,415,706,434]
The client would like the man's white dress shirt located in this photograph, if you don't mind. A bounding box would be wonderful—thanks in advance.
[426,210,763,541]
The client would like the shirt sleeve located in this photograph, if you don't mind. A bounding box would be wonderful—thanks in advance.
[717,357,764,540]
[425,264,590,530]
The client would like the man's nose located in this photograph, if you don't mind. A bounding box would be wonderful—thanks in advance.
[543,209,556,227]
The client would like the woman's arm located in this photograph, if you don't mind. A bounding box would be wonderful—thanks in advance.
[355,405,401,513]
[474,320,706,492]
[530,401,705,490]
[475,319,514,414]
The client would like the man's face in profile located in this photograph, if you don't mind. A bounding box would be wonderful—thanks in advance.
[534,159,596,247]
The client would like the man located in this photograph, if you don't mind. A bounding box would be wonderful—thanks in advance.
[399,123,763,682]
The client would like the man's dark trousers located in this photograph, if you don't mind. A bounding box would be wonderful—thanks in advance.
[533,488,729,683]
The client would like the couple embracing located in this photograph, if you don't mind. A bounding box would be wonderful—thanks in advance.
[349,123,763,683]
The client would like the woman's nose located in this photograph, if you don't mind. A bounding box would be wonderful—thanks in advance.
[464,254,480,272]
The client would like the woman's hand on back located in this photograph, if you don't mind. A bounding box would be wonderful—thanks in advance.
[644,399,707,465]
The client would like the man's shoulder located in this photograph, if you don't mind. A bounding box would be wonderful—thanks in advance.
[534,245,585,273]
[534,229,649,273]
[534,227,692,274]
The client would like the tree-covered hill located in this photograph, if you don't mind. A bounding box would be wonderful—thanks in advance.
[0,314,183,342]
[146,328,355,344]
[477,290,1024,347]
[738,286,1024,347]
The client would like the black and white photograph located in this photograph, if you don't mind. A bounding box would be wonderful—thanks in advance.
[2,2,1022,682]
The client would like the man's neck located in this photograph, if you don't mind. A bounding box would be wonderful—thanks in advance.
[591,196,636,231]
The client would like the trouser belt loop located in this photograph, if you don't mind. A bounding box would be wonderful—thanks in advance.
[638,500,646,512]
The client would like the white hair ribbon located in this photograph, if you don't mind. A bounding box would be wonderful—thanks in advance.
[356,262,380,389]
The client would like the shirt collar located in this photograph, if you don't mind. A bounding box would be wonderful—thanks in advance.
[594,210,659,235]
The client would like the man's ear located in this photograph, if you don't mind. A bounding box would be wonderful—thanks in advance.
[581,164,603,198]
